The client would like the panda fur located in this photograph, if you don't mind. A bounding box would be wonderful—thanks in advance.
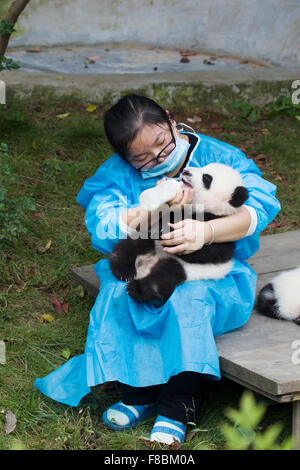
[109,163,249,303]
[256,266,300,325]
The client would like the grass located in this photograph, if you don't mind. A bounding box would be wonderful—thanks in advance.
[0,92,299,450]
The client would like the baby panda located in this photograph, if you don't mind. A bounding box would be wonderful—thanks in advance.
[256,266,300,325]
[109,163,249,303]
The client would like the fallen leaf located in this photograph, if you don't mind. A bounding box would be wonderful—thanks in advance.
[210,124,222,132]
[32,178,40,187]
[39,314,55,323]
[168,439,181,450]
[253,153,267,163]
[62,301,69,313]
[10,439,26,450]
[52,298,62,313]
[32,139,38,150]
[86,105,97,113]
[31,211,46,220]
[13,273,23,285]
[32,114,51,121]
[186,431,196,441]
[87,55,101,62]
[268,222,283,229]
[254,154,267,162]
[26,46,41,53]
[61,348,71,360]
[16,283,27,293]
[295,116,300,121]
[179,50,198,57]
[187,116,202,123]
[5,411,17,434]
[56,76,64,80]
[56,113,70,119]
[74,285,85,298]
[44,240,52,250]
[261,128,269,135]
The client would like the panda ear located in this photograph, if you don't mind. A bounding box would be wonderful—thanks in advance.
[229,186,249,207]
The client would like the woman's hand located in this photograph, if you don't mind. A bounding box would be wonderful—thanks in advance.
[160,219,207,255]
[156,177,194,209]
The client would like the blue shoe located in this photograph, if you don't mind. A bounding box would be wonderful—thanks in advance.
[150,415,186,445]
[102,400,157,431]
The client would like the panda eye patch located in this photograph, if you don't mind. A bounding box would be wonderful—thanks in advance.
[202,173,213,189]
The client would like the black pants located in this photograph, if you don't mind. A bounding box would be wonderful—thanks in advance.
[121,371,205,424]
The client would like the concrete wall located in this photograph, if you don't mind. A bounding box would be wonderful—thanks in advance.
[4,0,300,66]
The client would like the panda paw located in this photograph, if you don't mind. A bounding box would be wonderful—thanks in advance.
[109,256,136,282]
[127,279,161,303]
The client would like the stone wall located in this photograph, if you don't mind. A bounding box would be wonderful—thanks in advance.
[3,0,300,66]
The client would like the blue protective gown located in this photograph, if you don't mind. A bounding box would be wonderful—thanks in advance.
[34,132,281,406]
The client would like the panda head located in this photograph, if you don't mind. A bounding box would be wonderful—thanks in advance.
[180,163,249,216]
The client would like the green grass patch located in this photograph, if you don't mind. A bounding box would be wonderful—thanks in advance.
[0,93,298,450]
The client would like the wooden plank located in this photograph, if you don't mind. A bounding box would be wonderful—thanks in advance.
[216,311,300,395]
[249,253,300,276]
[249,230,300,275]
[252,230,300,259]
[71,265,100,297]
[220,370,296,403]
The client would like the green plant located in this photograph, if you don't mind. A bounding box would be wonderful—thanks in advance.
[220,390,294,450]
[230,96,300,123]
[0,19,16,35]
[0,142,36,243]
[0,55,20,71]
[0,18,20,71]
[263,95,300,119]
[230,102,262,123]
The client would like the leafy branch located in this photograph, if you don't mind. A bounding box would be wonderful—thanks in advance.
[220,390,294,450]
[0,0,31,72]
[0,19,16,35]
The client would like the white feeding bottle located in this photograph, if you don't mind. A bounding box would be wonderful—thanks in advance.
[139,179,182,211]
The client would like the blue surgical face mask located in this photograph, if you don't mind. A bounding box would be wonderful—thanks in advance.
[139,135,190,179]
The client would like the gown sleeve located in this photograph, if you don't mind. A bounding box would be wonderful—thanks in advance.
[76,155,140,254]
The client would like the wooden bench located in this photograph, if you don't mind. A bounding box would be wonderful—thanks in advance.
[71,230,300,448]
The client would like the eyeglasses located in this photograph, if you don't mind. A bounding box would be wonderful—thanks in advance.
[129,121,176,172]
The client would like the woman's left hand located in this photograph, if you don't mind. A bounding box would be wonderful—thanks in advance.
[160,219,206,255]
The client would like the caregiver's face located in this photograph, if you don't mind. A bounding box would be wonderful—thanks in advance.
[127,120,181,170]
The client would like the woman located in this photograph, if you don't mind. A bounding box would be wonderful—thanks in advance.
[35,94,281,445]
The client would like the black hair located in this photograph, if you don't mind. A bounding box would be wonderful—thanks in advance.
[103,94,170,160]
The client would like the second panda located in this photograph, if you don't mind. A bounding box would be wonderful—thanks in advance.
[109,163,249,303]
